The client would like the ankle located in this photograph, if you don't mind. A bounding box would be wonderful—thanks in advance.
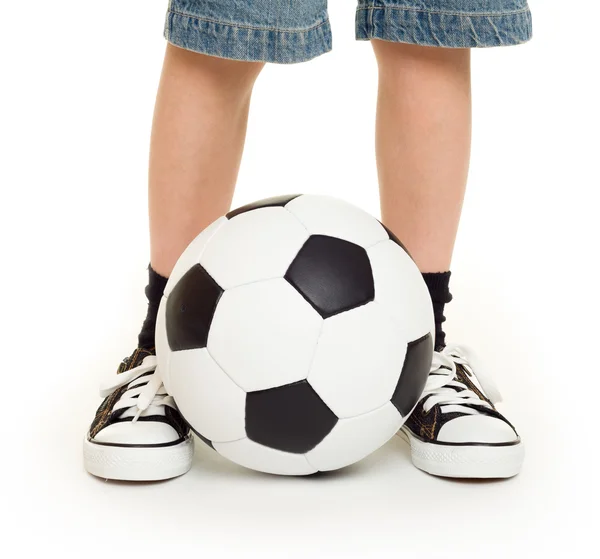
[138,265,168,350]
[422,272,452,351]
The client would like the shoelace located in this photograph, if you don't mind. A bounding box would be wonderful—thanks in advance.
[421,345,503,414]
[99,356,175,422]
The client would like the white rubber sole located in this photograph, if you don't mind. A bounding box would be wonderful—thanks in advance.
[398,428,524,479]
[83,435,195,481]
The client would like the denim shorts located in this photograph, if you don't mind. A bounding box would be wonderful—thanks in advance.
[165,1,532,64]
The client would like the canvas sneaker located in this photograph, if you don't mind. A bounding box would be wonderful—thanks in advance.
[399,345,524,478]
[83,348,194,481]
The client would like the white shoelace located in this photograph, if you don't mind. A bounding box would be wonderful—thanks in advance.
[99,356,175,422]
[421,345,503,414]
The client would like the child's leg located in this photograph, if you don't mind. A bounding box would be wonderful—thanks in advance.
[372,41,471,274]
[362,0,532,348]
[363,2,531,478]
[150,0,331,277]
[149,44,264,277]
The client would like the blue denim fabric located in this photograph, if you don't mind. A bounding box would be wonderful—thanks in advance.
[356,1,532,48]
[165,1,532,64]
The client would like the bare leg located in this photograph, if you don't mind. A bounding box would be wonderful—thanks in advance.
[372,41,471,272]
[149,44,264,277]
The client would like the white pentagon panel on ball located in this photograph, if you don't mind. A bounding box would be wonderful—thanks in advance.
[168,348,246,443]
[285,195,389,248]
[308,302,407,418]
[214,438,317,476]
[368,240,435,340]
[154,298,172,394]
[163,217,228,298]
[305,402,403,471]
[207,278,323,392]
[199,207,309,290]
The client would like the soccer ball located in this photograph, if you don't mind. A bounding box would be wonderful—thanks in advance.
[155,195,434,475]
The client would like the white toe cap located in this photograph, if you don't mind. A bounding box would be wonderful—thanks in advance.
[92,421,181,445]
[437,415,518,444]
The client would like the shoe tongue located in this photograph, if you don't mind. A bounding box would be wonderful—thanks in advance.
[455,365,491,402]
[436,366,495,414]
[117,348,155,374]
[120,372,167,419]
[115,349,164,419]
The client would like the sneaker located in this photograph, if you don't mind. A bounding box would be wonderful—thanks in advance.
[83,348,194,481]
[399,345,524,478]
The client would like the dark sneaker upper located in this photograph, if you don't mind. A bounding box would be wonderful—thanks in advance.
[88,348,190,447]
[403,346,520,446]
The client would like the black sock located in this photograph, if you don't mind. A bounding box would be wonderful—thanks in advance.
[138,265,169,350]
[422,272,452,352]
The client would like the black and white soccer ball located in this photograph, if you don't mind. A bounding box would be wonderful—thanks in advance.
[155,195,434,475]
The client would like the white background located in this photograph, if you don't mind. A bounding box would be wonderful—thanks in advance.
[1,1,598,557]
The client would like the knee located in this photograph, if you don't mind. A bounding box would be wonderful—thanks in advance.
[372,40,470,78]
[166,43,265,96]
